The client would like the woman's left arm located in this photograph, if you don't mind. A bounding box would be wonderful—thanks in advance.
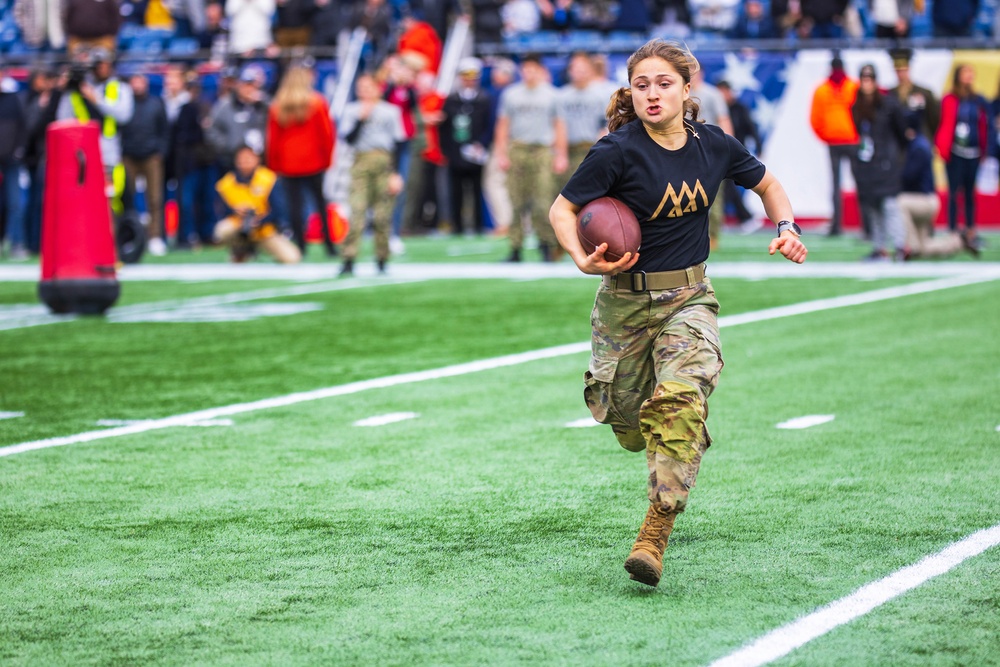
[752,169,808,264]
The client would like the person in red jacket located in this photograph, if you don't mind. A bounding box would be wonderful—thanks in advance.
[809,55,859,237]
[934,64,992,251]
[266,64,337,256]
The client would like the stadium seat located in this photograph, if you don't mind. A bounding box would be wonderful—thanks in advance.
[125,27,173,54]
[167,37,199,55]
[565,30,603,47]
[0,20,19,52]
[522,31,564,49]
[606,30,645,50]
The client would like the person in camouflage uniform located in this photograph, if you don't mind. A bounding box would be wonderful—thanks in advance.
[549,39,807,588]
[493,54,568,262]
[554,52,610,196]
[339,73,406,275]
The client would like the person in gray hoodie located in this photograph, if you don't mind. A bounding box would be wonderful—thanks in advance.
[205,65,270,172]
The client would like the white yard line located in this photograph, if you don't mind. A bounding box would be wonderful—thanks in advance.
[0,411,25,420]
[0,342,588,458]
[95,418,234,427]
[716,273,995,328]
[353,412,420,427]
[776,415,835,429]
[0,277,427,332]
[565,417,601,428]
[2,273,994,460]
[707,523,1000,667]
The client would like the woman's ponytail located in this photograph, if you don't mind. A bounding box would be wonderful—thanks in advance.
[606,87,637,133]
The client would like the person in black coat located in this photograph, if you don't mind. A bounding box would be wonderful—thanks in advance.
[439,57,494,236]
[0,70,28,258]
[717,80,760,228]
[121,72,170,254]
[851,64,909,261]
[274,0,316,48]
[173,77,220,246]
[22,67,57,255]
[729,0,778,39]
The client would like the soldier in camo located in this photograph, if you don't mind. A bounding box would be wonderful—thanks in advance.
[339,73,406,276]
[549,39,807,589]
[493,53,567,262]
[554,52,610,196]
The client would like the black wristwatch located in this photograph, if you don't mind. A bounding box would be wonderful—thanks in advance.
[776,220,801,237]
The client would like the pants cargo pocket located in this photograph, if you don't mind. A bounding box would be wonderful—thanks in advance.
[583,356,626,425]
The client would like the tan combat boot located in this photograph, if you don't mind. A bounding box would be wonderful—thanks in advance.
[623,504,677,587]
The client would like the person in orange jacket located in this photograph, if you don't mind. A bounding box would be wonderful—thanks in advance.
[397,9,442,75]
[810,55,859,237]
[266,64,337,256]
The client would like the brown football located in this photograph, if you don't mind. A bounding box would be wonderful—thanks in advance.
[576,197,641,262]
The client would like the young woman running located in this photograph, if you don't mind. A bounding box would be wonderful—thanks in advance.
[549,39,807,588]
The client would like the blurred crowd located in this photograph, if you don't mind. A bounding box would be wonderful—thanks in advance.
[0,0,995,58]
[0,37,622,269]
[810,47,996,262]
[0,0,997,267]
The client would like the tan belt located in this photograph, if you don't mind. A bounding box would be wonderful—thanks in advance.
[601,264,706,292]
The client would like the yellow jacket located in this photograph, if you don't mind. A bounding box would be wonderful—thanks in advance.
[215,167,280,241]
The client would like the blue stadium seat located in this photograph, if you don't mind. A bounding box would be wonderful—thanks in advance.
[125,27,173,54]
[167,37,199,55]
[606,30,645,51]
[522,31,564,49]
[117,22,143,49]
[565,30,603,47]
[0,18,19,52]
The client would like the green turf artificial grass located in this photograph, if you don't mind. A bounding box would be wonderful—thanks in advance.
[0,277,917,446]
[1,276,998,666]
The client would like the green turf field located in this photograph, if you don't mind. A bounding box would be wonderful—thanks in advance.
[1,236,999,666]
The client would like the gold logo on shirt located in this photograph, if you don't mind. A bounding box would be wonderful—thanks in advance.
[650,179,709,219]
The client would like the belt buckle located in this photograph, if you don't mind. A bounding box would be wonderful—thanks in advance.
[629,271,647,292]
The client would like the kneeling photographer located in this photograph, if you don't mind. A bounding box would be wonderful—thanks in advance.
[214,144,300,264]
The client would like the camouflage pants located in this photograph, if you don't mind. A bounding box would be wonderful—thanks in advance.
[708,183,725,242]
[552,142,593,197]
[584,279,723,513]
[507,143,558,250]
[344,150,395,261]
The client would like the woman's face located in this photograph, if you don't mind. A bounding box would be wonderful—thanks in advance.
[958,66,975,87]
[859,74,877,94]
[630,57,689,126]
[356,76,380,102]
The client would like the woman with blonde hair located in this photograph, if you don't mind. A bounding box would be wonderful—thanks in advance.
[549,39,806,588]
[266,65,337,256]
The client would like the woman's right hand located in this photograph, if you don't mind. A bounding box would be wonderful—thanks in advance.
[576,243,639,276]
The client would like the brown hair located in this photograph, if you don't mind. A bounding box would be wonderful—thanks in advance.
[606,39,701,133]
[272,66,317,126]
[951,64,974,99]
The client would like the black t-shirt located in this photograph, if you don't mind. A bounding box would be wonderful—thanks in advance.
[562,119,766,273]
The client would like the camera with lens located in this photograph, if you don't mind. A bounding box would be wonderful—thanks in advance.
[66,62,91,90]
